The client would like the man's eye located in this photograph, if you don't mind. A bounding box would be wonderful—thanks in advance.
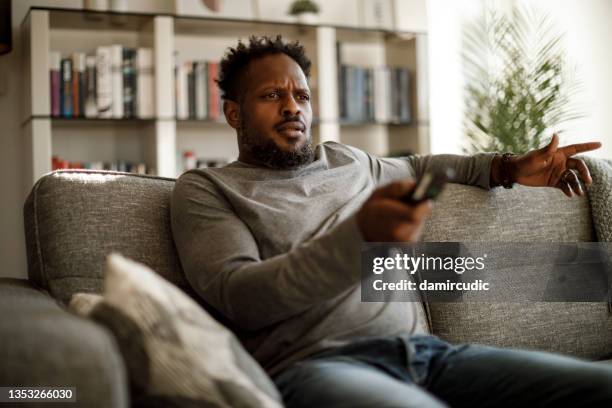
[299,94,311,101]
[265,92,279,99]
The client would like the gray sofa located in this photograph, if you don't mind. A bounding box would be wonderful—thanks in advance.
[2,168,612,407]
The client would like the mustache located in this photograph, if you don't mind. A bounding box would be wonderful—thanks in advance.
[274,116,306,130]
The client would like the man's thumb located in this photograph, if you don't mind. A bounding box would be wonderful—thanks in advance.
[544,133,559,154]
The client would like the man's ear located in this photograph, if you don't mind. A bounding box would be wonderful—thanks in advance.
[223,100,240,129]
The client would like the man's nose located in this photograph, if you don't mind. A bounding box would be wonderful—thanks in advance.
[281,94,301,117]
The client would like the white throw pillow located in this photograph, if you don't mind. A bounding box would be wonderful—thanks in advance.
[70,253,283,408]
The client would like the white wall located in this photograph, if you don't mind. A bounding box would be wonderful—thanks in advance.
[427,0,612,158]
[427,0,483,154]
[522,0,612,158]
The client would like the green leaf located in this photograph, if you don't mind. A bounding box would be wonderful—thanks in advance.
[462,3,585,154]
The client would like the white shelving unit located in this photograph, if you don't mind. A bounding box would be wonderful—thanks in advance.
[22,7,429,186]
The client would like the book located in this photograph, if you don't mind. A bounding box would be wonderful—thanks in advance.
[84,55,97,118]
[122,47,137,118]
[354,66,365,121]
[50,52,61,117]
[374,66,390,123]
[391,68,401,123]
[96,46,113,118]
[194,61,207,119]
[399,68,411,123]
[60,58,73,117]
[339,65,348,119]
[364,68,374,122]
[136,48,154,119]
[175,61,188,119]
[187,62,195,118]
[71,52,86,117]
[110,44,124,118]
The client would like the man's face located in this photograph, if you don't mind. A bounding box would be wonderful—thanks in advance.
[230,53,314,170]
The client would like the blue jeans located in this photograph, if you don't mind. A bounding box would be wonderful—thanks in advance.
[272,334,612,407]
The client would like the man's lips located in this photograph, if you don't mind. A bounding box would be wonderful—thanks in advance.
[276,121,305,132]
[275,121,306,138]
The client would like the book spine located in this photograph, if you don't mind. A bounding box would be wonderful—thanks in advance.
[96,46,112,118]
[85,55,97,118]
[187,61,195,119]
[50,52,61,117]
[122,47,137,118]
[195,61,207,119]
[374,67,390,123]
[111,44,124,118]
[400,68,411,123]
[60,58,73,118]
[175,61,188,119]
[207,62,219,120]
[363,68,369,122]
[71,53,86,117]
[136,48,154,118]
[339,65,347,120]
[349,66,360,122]
[384,67,392,123]
[392,68,401,123]
[356,67,365,122]
[366,68,374,122]
[77,53,87,117]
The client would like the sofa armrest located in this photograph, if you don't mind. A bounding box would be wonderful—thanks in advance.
[0,278,129,407]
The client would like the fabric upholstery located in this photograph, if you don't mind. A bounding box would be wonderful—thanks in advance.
[583,157,612,242]
[23,170,188,304]
[0,278,128,408]
[21,167,612,379]
[70,253,283,408]
[423,183,612,361]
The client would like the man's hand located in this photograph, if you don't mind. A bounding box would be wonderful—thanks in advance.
[493,134,602,197]
[356,180,432,242]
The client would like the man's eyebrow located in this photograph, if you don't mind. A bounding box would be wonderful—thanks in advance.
[252,84,310,93]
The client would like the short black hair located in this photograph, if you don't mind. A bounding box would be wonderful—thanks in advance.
[217,35,312,102]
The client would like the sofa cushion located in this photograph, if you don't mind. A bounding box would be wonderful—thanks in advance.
[70,253,283,408]
[422,183,595,242]
[0,278,128,408]
[24,170,186,304]
[422,183,612,360]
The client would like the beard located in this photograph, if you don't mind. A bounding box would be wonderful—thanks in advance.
[238,117,315,170]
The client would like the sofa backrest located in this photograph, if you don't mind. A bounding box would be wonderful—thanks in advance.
[24,170,188,303]
[423,183,612,361]
[24,169,612,360]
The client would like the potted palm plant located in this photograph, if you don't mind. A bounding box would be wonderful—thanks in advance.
[462,4,583,154]
[288,0,320,25]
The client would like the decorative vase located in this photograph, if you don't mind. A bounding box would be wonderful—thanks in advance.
[296,12,318,25]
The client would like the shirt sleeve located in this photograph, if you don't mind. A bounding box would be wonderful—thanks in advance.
[170,172,364,332]
[343,144,496,189]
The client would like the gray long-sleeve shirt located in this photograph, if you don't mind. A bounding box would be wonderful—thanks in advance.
[171,141,495,376]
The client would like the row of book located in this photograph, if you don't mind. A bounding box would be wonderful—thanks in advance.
[182,151,229,171]
[339,65,412,124]
[50,46,154,119]
[52,155,150,174]
[175,60,224,121]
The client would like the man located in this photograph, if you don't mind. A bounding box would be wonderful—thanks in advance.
[171,36,611,407]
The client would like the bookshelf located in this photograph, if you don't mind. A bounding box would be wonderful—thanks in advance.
[22,6,429,185]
